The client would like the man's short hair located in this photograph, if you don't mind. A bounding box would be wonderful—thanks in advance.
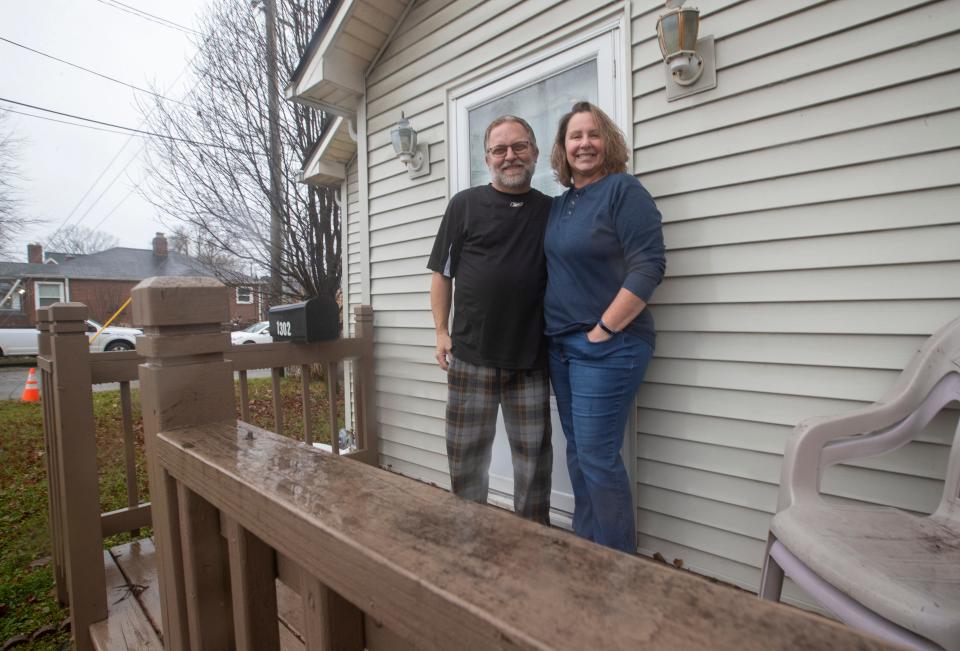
[483,116,538,151]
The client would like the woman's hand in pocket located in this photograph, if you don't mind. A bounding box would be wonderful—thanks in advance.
[586,324,613,344]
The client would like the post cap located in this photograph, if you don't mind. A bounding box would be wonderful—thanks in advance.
[132,276,229,328]
[48,303,88,322]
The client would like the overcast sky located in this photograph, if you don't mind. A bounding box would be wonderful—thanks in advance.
[2,0,210,261]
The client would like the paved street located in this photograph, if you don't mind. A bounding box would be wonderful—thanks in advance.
[0,365,123,401]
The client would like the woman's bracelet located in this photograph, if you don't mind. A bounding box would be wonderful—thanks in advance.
[597,319,618,335]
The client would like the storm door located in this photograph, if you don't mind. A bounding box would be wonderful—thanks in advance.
[448,28,630,526]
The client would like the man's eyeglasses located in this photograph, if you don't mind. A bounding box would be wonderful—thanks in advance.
[486,140,532,158]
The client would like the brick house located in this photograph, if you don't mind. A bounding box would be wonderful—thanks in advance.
[0,233,267,328]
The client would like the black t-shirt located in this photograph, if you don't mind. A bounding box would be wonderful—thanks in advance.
[427,184,551,369]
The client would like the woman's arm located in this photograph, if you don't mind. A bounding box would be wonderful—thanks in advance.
[588,177,665,342]
[586,288,647,342]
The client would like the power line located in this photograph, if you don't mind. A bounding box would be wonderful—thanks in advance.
[93,0,200,35]
[0,36,188,107]
[90,175,143,232]
[0,96,247,153]
[0,106,140,137]
[45,30,212,242]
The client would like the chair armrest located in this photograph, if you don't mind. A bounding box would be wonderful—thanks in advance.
[777,373,960,511]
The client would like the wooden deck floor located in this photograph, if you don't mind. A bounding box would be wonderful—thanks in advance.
[89,539,308,651]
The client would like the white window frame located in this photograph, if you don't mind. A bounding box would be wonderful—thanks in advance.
[236,286,254,305]
[447,16,629,198]
[35,281,65,309]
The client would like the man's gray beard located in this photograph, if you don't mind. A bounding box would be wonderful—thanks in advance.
[491,163,534,189]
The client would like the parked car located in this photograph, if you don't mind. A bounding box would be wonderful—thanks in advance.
[0,319,141,356]
[85,319,141,353]
[0,328,41,357]
[230,321,272,345]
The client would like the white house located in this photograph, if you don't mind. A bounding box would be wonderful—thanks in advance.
[286,0,960,610]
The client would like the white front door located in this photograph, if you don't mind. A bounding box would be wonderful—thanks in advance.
[449,27,629,526]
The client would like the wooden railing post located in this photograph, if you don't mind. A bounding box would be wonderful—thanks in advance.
[352,305,378,467]
[133,277,236,651]
[36,306,67,605]
[47,303,108,651]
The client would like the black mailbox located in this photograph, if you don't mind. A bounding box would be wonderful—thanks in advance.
[268,296,339,342]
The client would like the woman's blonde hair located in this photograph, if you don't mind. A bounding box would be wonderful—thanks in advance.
[550,101,629,187]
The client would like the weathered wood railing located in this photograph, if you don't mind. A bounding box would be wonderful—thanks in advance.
[128,286,902,651]
[37,278,375,650]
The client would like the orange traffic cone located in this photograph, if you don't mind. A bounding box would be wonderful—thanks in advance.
[21,367,40,402]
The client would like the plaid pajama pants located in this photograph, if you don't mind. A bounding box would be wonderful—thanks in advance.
[445,355,552,524]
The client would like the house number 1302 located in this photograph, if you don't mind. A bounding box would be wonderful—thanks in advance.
[275,321,292,336]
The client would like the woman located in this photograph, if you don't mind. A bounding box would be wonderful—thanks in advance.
[544,101,665,553]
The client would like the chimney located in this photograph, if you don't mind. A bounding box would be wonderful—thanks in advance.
[152,232,168,257]
[27,243,43,264]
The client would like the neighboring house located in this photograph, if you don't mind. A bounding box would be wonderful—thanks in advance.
[285,0,960,610]
[0,233,267,328]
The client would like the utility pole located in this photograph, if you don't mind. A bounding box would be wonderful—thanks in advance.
[264,0,283,308]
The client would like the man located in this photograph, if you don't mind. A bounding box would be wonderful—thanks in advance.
[428,115,553,524]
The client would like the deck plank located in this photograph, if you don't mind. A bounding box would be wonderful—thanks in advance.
[280,623,306,651]
[110,538,309,649]
[110,539,162,637]
[277,577,305,642]
[89,549,163,651]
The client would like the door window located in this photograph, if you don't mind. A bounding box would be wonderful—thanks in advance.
[451,31,619,196]
[466,60,598,195]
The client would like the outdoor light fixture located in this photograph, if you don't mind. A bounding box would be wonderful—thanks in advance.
[656,0,717,101]
[390,112,430,179]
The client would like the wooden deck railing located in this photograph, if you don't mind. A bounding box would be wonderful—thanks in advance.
[37,278,375,650]
[39,276,901,650]
[125,284,900,651]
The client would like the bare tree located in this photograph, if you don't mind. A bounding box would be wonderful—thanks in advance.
[45,224,119,255]
[140,0,340,305]
[0,111,42,258]
[84,283,131,325]
[168,223,244,281]
[168,225,192,255]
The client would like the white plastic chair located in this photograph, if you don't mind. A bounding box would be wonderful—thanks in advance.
[759,316,960,651]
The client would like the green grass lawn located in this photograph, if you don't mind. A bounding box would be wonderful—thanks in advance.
[0,373,344,649]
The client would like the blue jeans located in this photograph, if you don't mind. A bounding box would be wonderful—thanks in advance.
[549,331,653,553]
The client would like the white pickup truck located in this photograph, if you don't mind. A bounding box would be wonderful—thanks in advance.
[0,319,141,356]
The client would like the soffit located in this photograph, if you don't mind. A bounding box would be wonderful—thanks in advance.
[285,0,410,119]
[301,116,356,186]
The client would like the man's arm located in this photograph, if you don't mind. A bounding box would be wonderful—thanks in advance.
[430,272,453,371]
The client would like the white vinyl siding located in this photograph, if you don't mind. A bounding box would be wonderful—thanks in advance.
[342,0,960,605]
[627,0,960,603]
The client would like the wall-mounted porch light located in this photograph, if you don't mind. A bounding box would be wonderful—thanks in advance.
[656,0,717,101]
[390,112,430,179]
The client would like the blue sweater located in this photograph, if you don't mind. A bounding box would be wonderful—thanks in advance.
[544,173,666,347]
